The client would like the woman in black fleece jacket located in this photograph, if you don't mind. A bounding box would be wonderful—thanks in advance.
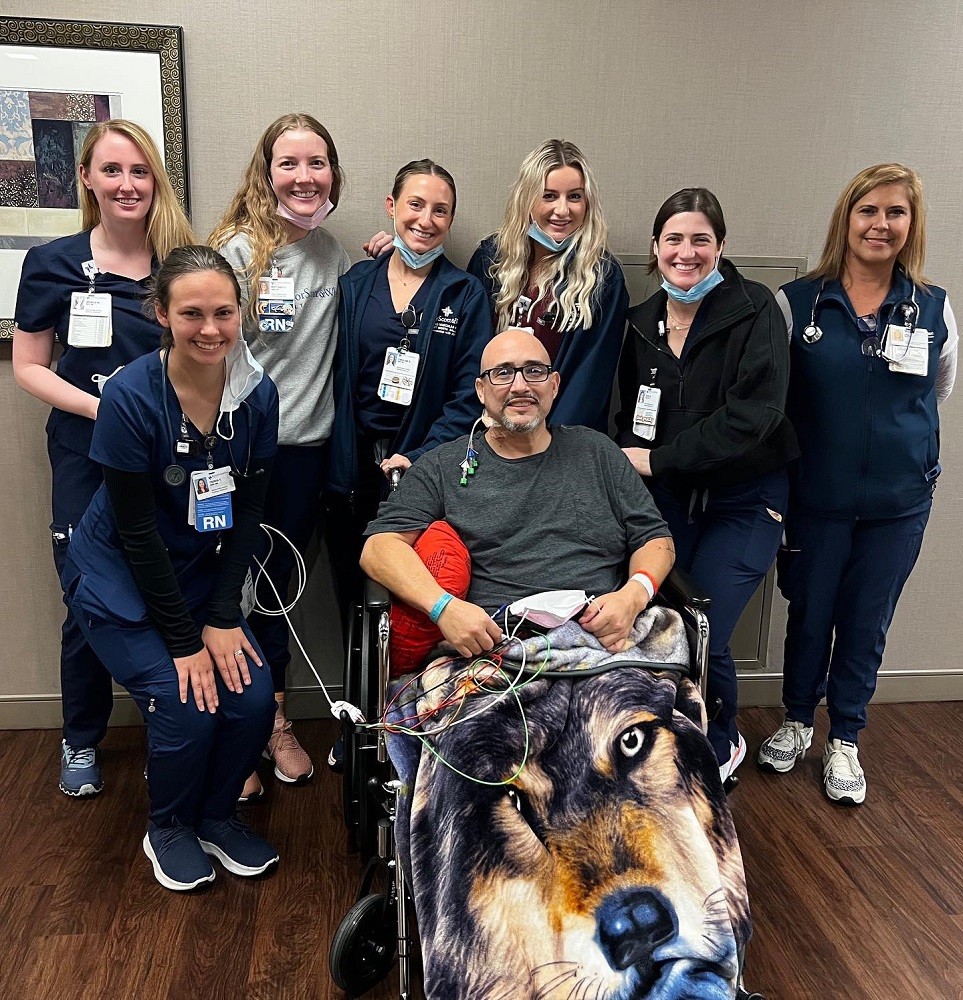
[615,188,798,778]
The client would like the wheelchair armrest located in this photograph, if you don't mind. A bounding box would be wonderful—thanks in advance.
[658,566,711,612]
[364,577,391,613]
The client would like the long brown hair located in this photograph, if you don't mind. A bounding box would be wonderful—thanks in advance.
[209,114,344,324]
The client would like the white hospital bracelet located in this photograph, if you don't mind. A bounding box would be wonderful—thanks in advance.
[629,572,655,603]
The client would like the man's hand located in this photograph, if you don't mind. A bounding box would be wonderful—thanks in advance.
[363,231,393,258]
[437,598,503,657]
[579,585,648,653]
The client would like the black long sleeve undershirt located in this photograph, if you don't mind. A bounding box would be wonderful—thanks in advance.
[102,457,273,657]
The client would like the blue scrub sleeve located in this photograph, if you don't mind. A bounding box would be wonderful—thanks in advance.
[102,466,204,658]
[14,246,65,332]
[206,457,274,629]
[90,379,154,473]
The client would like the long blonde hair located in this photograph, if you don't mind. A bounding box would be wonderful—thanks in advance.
[209,114,344,324]
[78,119,194,260]
[491,139,610,332]
[810,163,929,287]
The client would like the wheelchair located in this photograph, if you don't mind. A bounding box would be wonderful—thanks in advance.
[330,568,763,1000]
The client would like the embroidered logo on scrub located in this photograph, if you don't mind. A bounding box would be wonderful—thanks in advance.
[433,305,459,336]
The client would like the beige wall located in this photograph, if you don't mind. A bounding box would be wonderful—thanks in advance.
[3,0,963,724]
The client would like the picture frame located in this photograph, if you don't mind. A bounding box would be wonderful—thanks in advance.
[0,17,189,339]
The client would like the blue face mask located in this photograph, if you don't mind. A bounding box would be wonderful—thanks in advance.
[392,234,445,270]
[528,220,575,253]
[661,258,725,303]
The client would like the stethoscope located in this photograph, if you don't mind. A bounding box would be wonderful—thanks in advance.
[803,280,920,360]
[161,350,251,487]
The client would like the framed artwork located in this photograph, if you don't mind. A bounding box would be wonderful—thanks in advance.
[0,17,188,339]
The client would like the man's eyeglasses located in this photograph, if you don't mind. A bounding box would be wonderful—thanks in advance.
[479,363,554,386]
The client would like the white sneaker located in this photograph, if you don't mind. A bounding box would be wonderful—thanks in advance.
[719,733,747,783]
[757,719,813,773]
[823,739,866,805]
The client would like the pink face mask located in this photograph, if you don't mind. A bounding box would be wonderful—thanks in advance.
[508,590,588,629]
[276,197,334,231]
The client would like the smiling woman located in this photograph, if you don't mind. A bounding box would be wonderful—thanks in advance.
[10,118,194,801]
[57,244,282,892]
[762,164,958,806]
[210,114,352,793]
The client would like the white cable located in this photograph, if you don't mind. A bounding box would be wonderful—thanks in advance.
[251,523,365,722]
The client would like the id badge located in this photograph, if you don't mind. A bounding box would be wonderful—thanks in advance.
[67,292,113,347]
[189,467,235,529]
[632,385,661,441]
[885,325,929,377]
[378,348,420,406]
[256,276,295,334]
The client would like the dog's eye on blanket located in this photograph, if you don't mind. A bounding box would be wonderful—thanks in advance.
[506,787,547,846]
[618,726,647,758]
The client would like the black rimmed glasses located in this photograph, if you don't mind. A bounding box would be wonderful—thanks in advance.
[479,363,554,385]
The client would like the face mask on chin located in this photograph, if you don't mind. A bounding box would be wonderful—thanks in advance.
[528,219,575,253]
[276,197,333,231]
[660,253,725,304]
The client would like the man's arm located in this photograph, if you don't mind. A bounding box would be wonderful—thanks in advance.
[579,535,676,653]
[360,531,503,657]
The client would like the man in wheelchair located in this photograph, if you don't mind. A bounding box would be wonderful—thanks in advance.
[346,329,754,1000]
[361,328,675,653]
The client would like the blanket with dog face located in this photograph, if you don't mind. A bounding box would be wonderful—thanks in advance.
[385,607,751,1000]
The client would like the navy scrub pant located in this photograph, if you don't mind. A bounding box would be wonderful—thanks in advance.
[779,504,930,743]
[70,607,275,828]
[248,444,327,693]
[649,471,788,764]
[48,434,114,748]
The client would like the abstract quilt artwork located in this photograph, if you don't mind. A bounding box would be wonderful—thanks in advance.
[0,88,114,211]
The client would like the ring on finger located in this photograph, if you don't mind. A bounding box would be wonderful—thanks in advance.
[233,649,244,657]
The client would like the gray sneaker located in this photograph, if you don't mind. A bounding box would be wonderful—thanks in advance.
[59,740,104,797]
[757,720,813,773]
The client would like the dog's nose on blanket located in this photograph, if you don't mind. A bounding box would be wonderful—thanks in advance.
[597,887,676,973]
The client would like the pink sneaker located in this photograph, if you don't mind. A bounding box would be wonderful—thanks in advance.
[264,706,314,784]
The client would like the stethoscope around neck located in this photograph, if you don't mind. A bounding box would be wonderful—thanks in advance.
[803,279,920,357]
[160,349,251,488]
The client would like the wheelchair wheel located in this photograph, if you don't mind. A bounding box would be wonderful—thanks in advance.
[329,892,396,996]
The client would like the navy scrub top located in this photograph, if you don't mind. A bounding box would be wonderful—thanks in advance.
[355,263,437,436]
[63,351,279,625]
[14,230,160,455]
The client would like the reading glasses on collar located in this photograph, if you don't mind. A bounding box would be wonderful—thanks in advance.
[479,363,554,385]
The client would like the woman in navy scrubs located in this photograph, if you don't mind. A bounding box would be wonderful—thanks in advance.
[12,120,194,798]
[615,188,798,781]
[61,246,280,890]
[325,159,493,767]
[759,164,957,804]
[467,139,628,431]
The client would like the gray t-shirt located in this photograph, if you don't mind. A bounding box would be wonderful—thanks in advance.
[220,228,350,447]
[365,425,670,611]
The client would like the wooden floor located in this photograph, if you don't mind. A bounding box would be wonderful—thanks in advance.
[1,704,960,999]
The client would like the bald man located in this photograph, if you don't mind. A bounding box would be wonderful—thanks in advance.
[361,329,675,655]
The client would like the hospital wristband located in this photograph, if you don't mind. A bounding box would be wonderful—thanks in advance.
[429,591,454,623]
[629,571,657,603]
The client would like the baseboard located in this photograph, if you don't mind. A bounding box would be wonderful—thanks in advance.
[0,684,345,731]
[737,669,963,706]
[2,672,959,730]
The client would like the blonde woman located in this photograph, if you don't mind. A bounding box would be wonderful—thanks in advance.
[211,113,350,795]
[12,119,194,798]
[467,139,628,431]
[759,164,957,805]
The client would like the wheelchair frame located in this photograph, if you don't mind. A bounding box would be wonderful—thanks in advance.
[332,568,762,1000]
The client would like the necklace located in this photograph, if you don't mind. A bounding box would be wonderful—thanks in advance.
[390,255,423,288]
[666,309,693,332]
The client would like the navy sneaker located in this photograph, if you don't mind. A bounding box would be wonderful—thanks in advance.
[198,816,279,877]
[142,822,216,892]
[59,740,104,797]
[327,736,344,774]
